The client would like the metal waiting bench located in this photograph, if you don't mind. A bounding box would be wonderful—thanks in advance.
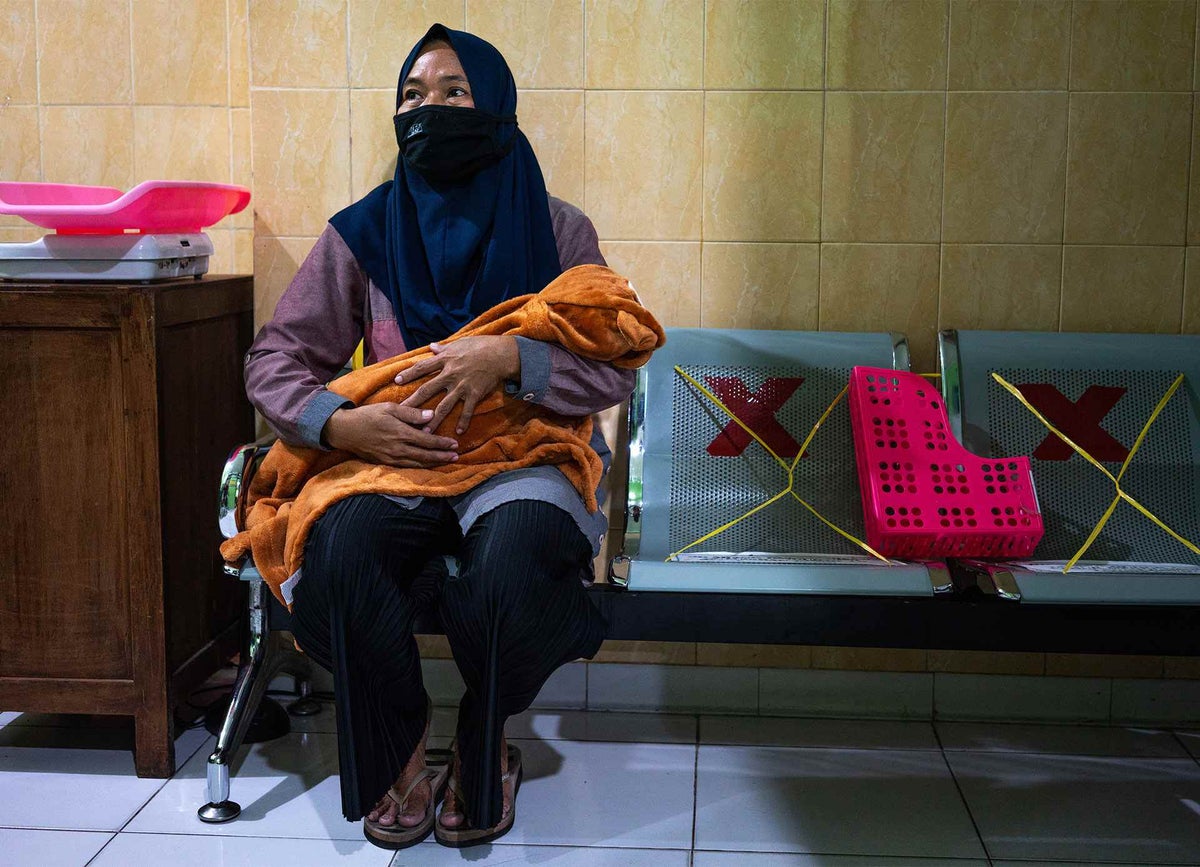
[940,330,1200,606]
[200,327,1200,822]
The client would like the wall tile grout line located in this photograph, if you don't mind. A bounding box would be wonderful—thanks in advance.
[226,0,234,196]
[697,0,706,323]
[581,0,588,215]
[937,0,952,339]
[32,0,42,184]
[1059,3,1077,331]
[345,0,353,209]
[817,0,830,331]
[244,0,256,249]
[128,0,136,183]
[1182,90,1196,333]
[227,86,1200,95]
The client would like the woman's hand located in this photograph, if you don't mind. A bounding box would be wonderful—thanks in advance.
[322,404,459,468]
[397,336,520,434]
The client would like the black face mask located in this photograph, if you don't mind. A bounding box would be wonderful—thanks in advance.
[394,104,517,183]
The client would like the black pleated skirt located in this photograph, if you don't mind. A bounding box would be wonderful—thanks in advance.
[290,494,606,827]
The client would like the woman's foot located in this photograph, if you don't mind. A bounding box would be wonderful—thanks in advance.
[367,741,432,827]
[367,705,433,828]
[438,736,513,830]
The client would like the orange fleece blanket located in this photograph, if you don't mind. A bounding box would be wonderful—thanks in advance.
[220,264,665,603]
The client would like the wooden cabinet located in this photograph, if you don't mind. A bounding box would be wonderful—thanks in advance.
[0,275,254,776]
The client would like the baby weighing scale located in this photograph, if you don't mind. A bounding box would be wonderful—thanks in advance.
[0,180,251,282]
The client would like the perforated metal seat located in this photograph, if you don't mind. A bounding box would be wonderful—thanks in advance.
[612,328,948,596]
[939,330,1200,605]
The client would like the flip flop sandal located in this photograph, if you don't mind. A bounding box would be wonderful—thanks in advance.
[362,758,451,850]
[434,744,523,848]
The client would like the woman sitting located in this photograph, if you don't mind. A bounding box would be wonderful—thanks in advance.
[244,24,640,850]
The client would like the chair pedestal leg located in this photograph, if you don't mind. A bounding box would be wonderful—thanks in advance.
[197,577,277,823]
[287,678,322,717]
[197,760,237,823]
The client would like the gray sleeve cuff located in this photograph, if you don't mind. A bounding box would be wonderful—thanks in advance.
[297,389,355,450]
[505,336,551,404]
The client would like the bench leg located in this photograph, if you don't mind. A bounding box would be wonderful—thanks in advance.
[198,578,278,823]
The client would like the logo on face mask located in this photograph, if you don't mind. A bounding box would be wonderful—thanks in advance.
[394,105,517,183]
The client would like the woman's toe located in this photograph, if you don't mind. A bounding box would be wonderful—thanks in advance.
[397,805,424,827]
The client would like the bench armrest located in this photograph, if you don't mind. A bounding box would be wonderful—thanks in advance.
[218,432,278,540]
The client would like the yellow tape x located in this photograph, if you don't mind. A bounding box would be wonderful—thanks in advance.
[668,366,889,564]
[992,372,1200,572]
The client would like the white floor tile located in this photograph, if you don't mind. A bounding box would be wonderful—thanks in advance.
[759,669,933,719]
[934,674,1110,722]
[531,663,589,710]
[0,742,168,831]
[1177,730,1200,760]
[694,745,985,858]
[947,752,1200,864]
[0,720,141,752]
[396,842,691,865]
[694,854,988,867]
[126,732,360,840]
[504,710,696,744]
[422,659,467,706]
[0,828,113,867]
[282,703,338,734]
[422,661,588,711]
[701,716,938,750]
[0,712,128,729]
[587,663,758,713]
[992,862,1193,867]
[0,715,213,769]
[432,708,692,744]
[1112,679,1200,726]
[90,831,393,866]
[501,739,696,849]
[937,722,1190,757]
[430,705,458,739]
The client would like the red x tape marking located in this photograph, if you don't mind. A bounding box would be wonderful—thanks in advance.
[704,376,805,458]
[1016,383,1129,462]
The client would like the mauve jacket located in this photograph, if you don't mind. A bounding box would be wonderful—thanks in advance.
[245,197,634,593]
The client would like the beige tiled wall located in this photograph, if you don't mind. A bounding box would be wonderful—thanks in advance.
[7,1,1200,678]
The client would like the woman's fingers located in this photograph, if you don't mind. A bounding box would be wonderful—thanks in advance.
[455,392,481,434]
[425,385,466,432]
[399,374,449,408]
[385,404,435,426]
[395,354,444,386]
[380,404,458,453]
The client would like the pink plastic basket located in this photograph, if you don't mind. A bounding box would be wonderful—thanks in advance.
[847,366,1044,559]
[0,181,250,234]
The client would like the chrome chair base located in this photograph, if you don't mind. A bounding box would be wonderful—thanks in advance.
[197,800,241,824]
[197,575,312,823]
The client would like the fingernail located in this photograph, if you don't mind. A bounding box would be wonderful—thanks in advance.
[421,410,433,419]
[456,427,465,434]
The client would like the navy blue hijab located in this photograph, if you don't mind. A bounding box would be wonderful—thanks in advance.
[330,24,561,349]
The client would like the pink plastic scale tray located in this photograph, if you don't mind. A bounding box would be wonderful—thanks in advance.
[847,366,1044,560]
[0,181,250,234]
